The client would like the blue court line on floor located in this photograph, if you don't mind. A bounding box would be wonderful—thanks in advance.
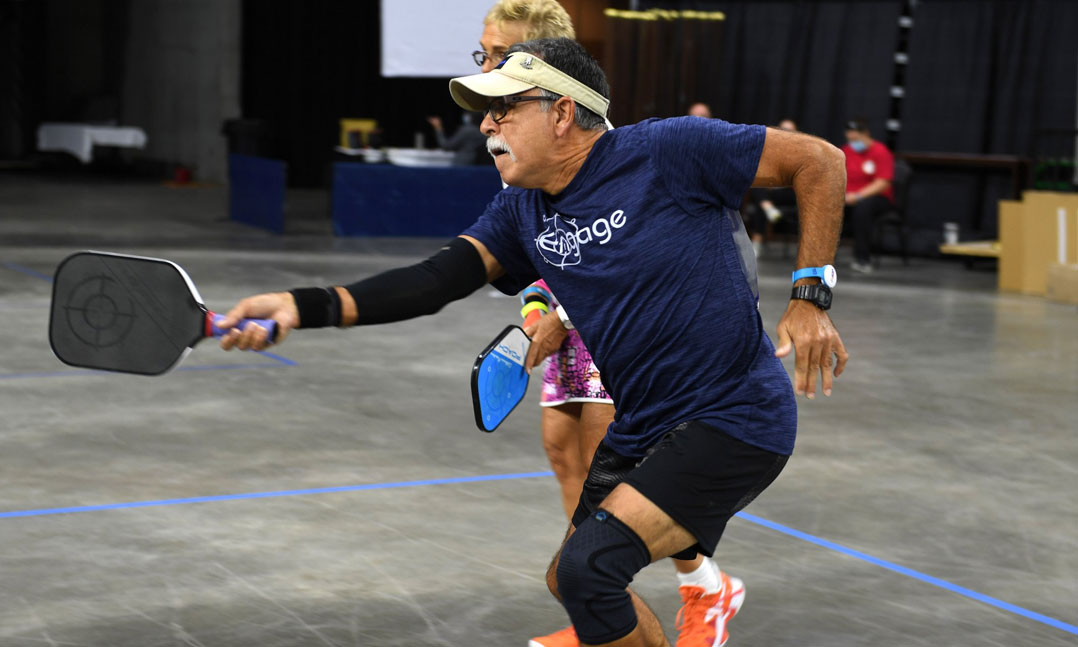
[735,511,1078,635]
[2,261,53,282]
[0,470,1071,635]
[0,471,556,519]
[255,350,297,366]
[0,351,296,380]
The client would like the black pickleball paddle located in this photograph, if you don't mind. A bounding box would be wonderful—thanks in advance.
[49,251,277,375]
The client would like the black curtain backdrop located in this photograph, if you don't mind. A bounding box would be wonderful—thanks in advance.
[899,0,1078,244]
[0,0,127,161]
[241,0,464,187]
[241,0,904,188]
[901,0,1077,156]
[0,0,33,160]
[649,0,1077,252]
[603,11,726,125]
[243,0,1078,248]
[646,1,901,142]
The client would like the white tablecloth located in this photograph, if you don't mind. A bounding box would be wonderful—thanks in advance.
[37,123,148,163]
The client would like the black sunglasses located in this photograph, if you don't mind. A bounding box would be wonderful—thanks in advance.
[485,95,548,123]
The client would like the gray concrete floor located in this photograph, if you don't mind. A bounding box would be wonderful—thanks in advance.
[0,174,1076,647]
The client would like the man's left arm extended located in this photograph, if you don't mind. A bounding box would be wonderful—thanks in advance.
[218,236,503,351]
[752,127,849,398]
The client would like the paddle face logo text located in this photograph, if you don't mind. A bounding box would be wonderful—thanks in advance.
[497,343,522,362]
[535,210,626,269]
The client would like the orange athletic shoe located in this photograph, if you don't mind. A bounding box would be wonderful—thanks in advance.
[528,625,579,647]
[675,572,746,647]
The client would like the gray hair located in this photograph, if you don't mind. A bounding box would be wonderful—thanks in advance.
[506,38,609,132]
[534,88,607,132]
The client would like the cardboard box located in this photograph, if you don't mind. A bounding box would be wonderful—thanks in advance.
[1046,264,1078,305]
[998,192,1078,295]
[998,199,1024,293]
[339,118,378,148]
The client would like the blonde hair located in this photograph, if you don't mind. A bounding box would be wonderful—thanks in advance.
[484,0,575,40]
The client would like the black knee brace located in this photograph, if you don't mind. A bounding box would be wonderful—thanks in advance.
[556,510,651,645]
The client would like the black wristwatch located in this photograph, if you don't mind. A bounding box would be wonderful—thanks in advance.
[791,284,832,310]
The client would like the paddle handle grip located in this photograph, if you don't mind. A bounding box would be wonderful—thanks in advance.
[520,283,553,332]
[207,312,278,342]
[522,309,544,329]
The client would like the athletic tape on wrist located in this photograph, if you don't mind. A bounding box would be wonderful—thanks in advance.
[520,285,553,305]
[289,287,341,329]
[522,293,549,305]
[520,301,549,319]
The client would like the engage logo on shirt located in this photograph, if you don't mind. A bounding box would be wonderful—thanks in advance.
[535,210,627,269]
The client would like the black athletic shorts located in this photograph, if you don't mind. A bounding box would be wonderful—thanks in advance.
[571,420,789,560]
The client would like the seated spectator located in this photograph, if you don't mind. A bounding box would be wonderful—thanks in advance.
[841,118,895,273]
[426,113,492,165]
[745,118,799,255]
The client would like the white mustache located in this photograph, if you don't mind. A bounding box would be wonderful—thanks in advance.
[486,136,517,162]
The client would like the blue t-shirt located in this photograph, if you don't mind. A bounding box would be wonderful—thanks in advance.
[462,117,797,457]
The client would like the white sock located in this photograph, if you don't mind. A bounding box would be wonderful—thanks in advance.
[676,558,723,594]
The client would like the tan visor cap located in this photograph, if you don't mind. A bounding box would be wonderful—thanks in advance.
[449,52,609,120]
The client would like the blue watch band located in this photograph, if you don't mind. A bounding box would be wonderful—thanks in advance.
[792,265,837,287]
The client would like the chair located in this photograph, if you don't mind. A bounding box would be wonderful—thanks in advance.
[871,158,912,266]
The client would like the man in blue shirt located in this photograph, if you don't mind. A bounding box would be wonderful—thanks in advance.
[220,37,848,647]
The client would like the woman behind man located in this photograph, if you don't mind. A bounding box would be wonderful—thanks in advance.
[475,3,746,646]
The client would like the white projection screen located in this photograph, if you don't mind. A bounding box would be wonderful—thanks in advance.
[381,0,496,78]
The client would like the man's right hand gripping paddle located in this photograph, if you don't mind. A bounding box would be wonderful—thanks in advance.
[218,292,300,351]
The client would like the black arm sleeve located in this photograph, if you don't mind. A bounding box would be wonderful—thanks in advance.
[343,237,489,325]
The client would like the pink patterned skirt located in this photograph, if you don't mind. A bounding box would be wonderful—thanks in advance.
[540,329,613,407]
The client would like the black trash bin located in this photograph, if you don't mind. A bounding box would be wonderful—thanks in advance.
[221,119,274,157]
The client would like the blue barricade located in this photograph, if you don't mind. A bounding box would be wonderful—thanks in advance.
[228,153,286,234]
[332,163,503,237]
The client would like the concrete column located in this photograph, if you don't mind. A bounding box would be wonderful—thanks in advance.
[122,0,241,183]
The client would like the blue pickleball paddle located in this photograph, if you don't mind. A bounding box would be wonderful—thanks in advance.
[471,324,531,432]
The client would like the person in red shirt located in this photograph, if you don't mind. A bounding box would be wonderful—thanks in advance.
[841,119,894,273]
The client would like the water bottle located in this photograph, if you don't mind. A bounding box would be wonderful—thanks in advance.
[943,222,959,245]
